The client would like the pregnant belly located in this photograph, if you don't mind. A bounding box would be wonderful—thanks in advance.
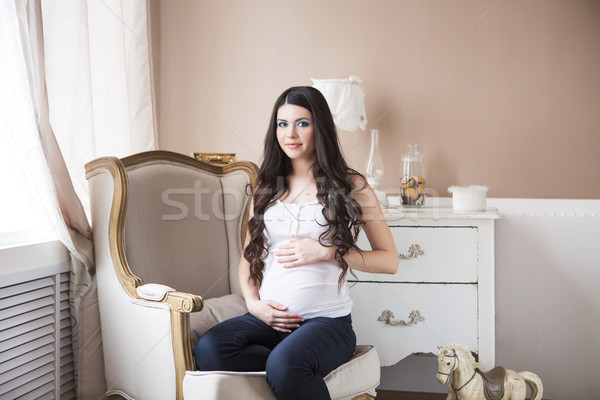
[259,259,343,317]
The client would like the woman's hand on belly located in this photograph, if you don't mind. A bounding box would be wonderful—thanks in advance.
[246,298,304,333]
[274,238,335,268]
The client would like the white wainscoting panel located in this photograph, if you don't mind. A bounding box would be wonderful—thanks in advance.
[488,198,600,400]
[377,198,600,400]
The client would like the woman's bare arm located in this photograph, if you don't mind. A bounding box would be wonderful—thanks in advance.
[341,175,398,274]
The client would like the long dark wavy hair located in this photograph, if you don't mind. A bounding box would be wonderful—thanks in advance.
[244,86,366,289]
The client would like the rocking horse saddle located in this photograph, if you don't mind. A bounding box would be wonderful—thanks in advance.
[476,366,506,400]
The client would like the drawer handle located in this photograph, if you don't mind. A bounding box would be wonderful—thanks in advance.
[378,310,425,327]
[399,244,424,260]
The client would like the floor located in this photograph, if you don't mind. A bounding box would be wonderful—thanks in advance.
[378,390,550,400]
[377,391,446,400]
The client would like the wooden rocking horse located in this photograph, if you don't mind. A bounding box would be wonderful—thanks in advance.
[436,344,543,400]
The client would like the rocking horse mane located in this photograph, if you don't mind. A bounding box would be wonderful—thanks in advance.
[441,343,479,368]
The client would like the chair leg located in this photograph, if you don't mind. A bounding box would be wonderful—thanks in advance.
[352,394,376,400]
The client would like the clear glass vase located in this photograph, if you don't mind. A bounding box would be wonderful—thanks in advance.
[365,129,384,189]
[400,143,426,207]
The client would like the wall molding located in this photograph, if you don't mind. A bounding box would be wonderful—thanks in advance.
[486,198,600,219]
[413,197,600,219]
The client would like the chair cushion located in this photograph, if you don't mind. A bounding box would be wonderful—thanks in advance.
[183,345,380,400]
[189,293,247,347]
[183,371,275,400]
[324,345,380,400]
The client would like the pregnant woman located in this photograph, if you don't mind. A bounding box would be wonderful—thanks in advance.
[194,86,398,400]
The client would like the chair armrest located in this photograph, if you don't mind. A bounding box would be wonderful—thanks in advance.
[164,291,204,313]
[135,283,203,313]
[137,283,176,301]
[160,290,204,398]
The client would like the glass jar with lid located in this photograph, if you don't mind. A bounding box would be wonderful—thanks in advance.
[400,143,426,207]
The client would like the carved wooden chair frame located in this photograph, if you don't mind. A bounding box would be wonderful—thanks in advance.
[85,150,258,400]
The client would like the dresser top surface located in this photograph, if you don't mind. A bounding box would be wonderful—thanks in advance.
[381,206,500,221]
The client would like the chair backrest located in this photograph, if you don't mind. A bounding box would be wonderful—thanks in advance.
[118,151,256,299]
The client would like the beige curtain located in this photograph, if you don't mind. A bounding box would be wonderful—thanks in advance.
[6,0,156,398]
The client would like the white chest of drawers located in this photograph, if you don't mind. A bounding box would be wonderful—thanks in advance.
[350,207,500,370]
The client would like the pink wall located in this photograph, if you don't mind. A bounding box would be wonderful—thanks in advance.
[151,0,600,199]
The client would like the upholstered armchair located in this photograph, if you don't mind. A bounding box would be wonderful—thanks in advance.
[85,150,380,400]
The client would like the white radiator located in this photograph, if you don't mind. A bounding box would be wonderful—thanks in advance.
[0,240,75,400]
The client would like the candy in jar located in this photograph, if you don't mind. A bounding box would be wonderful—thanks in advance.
[400,144,426,207]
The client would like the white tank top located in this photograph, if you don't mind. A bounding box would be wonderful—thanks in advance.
[258,199,353,319]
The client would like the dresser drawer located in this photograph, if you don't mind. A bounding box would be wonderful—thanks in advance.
[353,226,478,283]
[350,282,478,367]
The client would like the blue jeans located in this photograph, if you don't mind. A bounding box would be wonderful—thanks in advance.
[194,312,356,400]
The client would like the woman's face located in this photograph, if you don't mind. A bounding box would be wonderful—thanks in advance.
[276,104,316,163]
